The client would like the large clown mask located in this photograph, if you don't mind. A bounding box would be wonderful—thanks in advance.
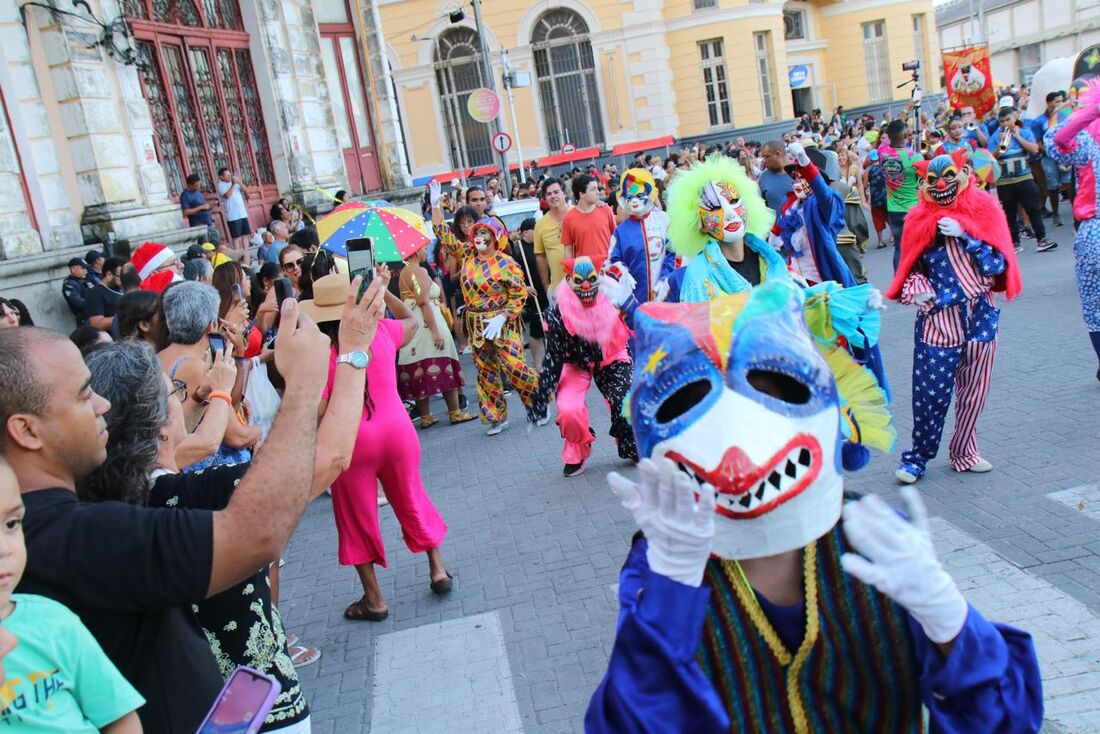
[565,256,600,307]
[916,150,972,208]
[698,181,747,245]
[620,169,657,219]
[470,220,500,253]
[630,282,843,560]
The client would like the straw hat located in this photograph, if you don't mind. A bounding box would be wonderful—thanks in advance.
[298,272,350,324]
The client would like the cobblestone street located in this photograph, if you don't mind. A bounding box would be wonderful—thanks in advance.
[279,220,1100,734]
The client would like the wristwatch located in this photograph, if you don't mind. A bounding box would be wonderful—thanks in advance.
[336,350,370,369]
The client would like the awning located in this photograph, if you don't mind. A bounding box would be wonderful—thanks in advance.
[536,146,601,168]
[611,136,676,157]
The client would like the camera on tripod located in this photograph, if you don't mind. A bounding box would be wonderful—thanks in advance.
[902,60,921,72]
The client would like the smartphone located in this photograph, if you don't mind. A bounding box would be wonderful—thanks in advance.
[231,283,244,302]
[208,333,227,363]
[273,277,294,310]
[346,237,375,302]
[197,666,281,734]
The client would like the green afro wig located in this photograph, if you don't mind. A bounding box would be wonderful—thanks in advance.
[666,155,775,258]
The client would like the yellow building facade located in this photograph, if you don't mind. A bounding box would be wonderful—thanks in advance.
[380,0,940,181]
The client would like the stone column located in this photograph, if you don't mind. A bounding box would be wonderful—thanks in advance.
[355,0,409,190]
[29,0,180,245]
[247,0,345,211]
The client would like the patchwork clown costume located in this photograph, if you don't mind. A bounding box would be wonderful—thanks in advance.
[536,257,637,476]
[607,168,674,305]
[459,218,547,431]
[585,283,1042,733]
[886,150,1021,483]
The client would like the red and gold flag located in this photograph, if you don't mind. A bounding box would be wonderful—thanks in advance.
[942,46,996,116]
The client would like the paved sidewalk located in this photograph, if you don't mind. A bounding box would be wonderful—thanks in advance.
[278,220,1100,733]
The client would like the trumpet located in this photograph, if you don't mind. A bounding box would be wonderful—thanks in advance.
[918,130,931,155]
[966,122,978,131]
[997,121,1020,154]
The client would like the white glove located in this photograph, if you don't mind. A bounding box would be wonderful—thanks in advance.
[609,458,717,587]
[546,286,557,310]
[938,217,965,239]
[600,263,637,308]
[786,141,811,167]
[840,488,969,644]
[481,314,506,341]
[428,180,443,208]
[653,278,670,302]
[767,233,785,251]
[866,288,887,311]
[913,291,935,305]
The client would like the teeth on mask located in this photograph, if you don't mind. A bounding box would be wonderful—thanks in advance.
[708,445,815,515]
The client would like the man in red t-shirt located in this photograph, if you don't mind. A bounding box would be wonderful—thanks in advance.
[562,174,615,269]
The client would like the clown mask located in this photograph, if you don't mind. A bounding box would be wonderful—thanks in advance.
[566,257,600,307]
[620,168,657,219]
[471,224,496,253]
[916,151,971,208]
[698,181,747,244]
[630,282,843,560]
[791,173,810,200]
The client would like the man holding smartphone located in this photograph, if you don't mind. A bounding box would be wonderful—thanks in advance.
[2,278,387,733]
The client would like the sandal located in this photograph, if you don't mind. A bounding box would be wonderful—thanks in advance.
[430,571,454,595]
[344,597,389,622]
[420,415,438,429]
[448,410,476,425]
[285,634,299,647]
[288,643,321,668]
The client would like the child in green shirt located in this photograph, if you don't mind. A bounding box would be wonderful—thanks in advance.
[0,459,144,732]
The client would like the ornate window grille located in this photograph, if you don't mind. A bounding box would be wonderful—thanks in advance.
[434,28,494,169]
[531,10,604,152]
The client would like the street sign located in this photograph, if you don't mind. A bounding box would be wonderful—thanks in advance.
[561,143,576,155]
[492,131,512,154]
[467,88,501,123]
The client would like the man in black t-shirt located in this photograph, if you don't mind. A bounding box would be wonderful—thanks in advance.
[84,256,125,333]
[0,279,386,733]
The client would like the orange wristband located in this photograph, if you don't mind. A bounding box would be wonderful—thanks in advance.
[208,391,233,406]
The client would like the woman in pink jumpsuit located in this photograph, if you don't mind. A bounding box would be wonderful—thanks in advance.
[303,271,453,622]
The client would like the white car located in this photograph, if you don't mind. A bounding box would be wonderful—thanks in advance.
[489,198,543,236]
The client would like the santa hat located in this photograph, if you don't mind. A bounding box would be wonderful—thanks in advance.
[132,242,175,280]
[132,242,177,293]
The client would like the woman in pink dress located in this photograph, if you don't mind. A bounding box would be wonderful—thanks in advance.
[301,269,453,622]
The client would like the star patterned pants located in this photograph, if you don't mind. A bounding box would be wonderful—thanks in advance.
[471,325,542,425]
[556,359,637,465]
[900,332,997,476]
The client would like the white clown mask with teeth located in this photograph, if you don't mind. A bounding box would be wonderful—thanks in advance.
[629,282,844,560]
[698,181,747,245]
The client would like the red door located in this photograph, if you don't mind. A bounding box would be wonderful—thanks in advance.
[319,23,383,194]
[127,0,279,238]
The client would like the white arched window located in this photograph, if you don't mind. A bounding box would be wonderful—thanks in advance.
[435,28,494,168]
[531,10,605,152]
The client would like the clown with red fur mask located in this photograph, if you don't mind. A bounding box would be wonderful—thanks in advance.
[884,148,1020,484]
[535,256,636,477]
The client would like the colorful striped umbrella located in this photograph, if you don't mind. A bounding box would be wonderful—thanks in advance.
[317,201,432,262]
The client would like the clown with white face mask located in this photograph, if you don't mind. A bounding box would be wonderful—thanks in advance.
[607,169,673,307]
[535,256,637,477]
[662,155,787,305]
[585,282,1042,733]
[772,142,857,288]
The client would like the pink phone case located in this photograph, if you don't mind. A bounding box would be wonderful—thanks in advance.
[197,665,281,734]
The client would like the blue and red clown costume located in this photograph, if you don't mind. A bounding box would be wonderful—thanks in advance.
[584,282,1043,734]
[885,149,1022,483]
[536,257,637,475]
[607,168,674,306]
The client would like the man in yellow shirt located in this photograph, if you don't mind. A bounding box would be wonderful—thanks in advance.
[534,177,570,289]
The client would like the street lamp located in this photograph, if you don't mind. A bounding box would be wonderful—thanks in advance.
[413,32,471,186]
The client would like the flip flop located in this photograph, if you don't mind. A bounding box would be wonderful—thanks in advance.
[288,644,321,668]
[430,572,454,595]
[344,597,389,622]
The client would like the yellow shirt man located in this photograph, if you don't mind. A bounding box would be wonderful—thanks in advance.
[533,212,566,289]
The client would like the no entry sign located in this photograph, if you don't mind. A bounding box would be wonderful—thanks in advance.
[492,131,512,154]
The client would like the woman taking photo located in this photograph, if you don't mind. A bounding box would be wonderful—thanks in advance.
[397,249,475,427]
[279,245,306,297]
[300,268,454,621]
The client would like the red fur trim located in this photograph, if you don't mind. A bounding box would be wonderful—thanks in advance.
[885,185,1021,301]
[554,279,629,361]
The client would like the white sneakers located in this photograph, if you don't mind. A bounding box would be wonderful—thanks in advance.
[966,459,994,473]
[895,468,919,484]
[487,420,509,436]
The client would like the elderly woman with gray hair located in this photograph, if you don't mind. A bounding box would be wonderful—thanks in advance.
[79,340,311,730]
[157,281,260,471]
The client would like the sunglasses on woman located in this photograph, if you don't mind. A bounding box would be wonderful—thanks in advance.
[282,258,304,271]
